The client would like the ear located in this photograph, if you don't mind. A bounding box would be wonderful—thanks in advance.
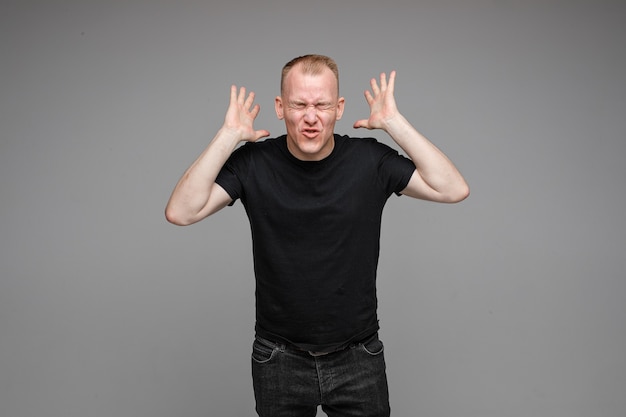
[336,97,345,120]
[275,96,284,120]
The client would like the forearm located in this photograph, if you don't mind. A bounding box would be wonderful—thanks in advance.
[384,114,469,202]
[165,128,241,225]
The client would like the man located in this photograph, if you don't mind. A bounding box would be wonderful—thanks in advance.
[166,54,468,417]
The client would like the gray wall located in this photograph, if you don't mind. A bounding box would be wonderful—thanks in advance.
[1,1,625,416]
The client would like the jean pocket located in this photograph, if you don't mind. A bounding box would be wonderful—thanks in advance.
[360,334,384,356]
[251,337,278,364]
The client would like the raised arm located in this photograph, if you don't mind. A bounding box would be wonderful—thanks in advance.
[354,71,469,203]
[165,86,270,225]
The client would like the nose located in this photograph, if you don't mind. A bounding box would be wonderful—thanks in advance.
[303,106,317,123]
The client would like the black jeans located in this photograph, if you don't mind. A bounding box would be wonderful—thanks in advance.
[251,333,390,417]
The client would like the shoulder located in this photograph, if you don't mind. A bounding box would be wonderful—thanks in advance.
[236,135,285,154]
[337,134,392,148]
[228,136,286,164]
[335,134,399,157]
[336,134,375,145]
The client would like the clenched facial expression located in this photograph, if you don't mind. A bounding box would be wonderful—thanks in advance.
[275,65,345,161]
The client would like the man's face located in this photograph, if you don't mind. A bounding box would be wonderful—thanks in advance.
[275,65,345,161]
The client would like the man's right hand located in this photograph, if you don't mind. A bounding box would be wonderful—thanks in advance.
[223,85,270,142]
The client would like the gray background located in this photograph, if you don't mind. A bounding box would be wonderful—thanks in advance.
[1,0,625,416]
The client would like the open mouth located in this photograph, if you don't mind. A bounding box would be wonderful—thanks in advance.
[302,128,320,138]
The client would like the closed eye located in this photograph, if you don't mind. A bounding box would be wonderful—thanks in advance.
[288,102,335,111]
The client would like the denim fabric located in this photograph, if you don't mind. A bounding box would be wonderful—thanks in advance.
[251,333,390,417]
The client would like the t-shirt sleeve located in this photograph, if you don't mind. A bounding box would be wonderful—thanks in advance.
[215,144,250,204]
[373,141,416,196]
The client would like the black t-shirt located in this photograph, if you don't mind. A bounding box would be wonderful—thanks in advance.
[215,134,415,351]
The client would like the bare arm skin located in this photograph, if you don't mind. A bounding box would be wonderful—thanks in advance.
[354,71,469,203]
[165,86,270,226]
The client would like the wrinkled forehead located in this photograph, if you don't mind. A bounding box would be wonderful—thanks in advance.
[282,66,339,101]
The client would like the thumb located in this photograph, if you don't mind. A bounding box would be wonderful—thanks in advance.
[353,119,369,129]
[254,129,271,140]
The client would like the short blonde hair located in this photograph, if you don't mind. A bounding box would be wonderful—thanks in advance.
[280,54,339,95]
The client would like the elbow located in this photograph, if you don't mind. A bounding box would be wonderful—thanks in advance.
[165,206,194,226]
[446,182,470,203]
[434,179,469,203]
